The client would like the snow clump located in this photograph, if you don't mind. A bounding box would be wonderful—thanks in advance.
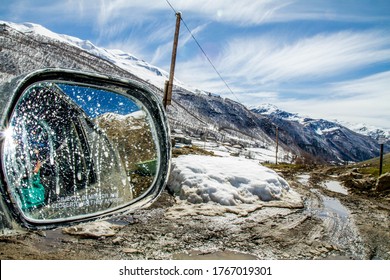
[168,155,293,206]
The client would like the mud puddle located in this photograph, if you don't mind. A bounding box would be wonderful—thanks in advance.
[173,250,259,260]
[35,228,75,252]
[322,180,348,195]
[321,195,349,219]
[297,174,310,185]
[307,189,365,258]
[297,173,366,258]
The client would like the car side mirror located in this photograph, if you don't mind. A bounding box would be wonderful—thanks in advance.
[0,69,171,230]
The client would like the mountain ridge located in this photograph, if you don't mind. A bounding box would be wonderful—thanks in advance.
[251,103,389,141]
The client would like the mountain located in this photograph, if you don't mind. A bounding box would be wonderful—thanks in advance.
[0,21,386,164]
[251,104,387,163]
[335,121,389,142]
[96,111,157,166]
[251,103,390,141]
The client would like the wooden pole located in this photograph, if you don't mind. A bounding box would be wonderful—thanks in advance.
[379,143,384,176]
[163,80,169,109]
[275,126,279,165]
[163,12,181,109]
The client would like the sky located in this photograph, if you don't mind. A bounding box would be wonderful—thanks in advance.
[1,0,389,129]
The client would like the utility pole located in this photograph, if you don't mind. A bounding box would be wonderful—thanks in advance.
[378,137,386,176]
[275,126,279,165]
[163,12,181,109]
[379,143,384,176]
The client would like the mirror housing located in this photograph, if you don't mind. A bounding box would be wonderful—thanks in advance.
[0,69,171,230]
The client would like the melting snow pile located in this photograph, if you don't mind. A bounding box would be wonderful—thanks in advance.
[168,155,300,206]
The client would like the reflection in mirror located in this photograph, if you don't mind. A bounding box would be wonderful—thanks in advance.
[3,81,158,221]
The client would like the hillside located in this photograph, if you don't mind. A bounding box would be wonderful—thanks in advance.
[354,153,390,176]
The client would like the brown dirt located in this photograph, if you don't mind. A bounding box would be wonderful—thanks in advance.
[0,166,389,260]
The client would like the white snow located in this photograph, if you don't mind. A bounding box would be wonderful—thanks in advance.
[315,126,339,135]
[168,155,301,206]
[250,103,304,123]
[99,110,145,121]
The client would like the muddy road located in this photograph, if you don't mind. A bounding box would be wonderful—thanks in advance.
[0,168,389,260]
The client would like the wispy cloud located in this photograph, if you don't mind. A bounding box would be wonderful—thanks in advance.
[169,0,389,25]
[331,71,390,98]
[272,71,390,128]
[276,92,390,129]
[218,30,390,85]
[170,0,292,25]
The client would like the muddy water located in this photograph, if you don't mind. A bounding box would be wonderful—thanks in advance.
[297,174,310,185]
[297,173,365,258]
[35,228,73,252]
[322,180,348,195]
[173,250,259,260]
[298,173,351,221]
[321,195,349,219]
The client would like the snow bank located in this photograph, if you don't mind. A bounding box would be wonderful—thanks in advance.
[168,155,296,206]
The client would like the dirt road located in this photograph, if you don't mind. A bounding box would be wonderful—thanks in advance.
[0,168,389,260]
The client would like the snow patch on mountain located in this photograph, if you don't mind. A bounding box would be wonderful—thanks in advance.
[97,111,147,130]
[250,103,303,123]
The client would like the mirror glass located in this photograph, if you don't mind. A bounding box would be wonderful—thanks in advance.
[2,81,159,221]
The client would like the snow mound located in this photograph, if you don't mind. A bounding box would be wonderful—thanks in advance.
[168,155,296,206]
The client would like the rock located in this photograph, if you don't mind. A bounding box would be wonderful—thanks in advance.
[112,237,124,244]
[350,172,364,179]
[36,231,46,237]
[309,249,318,255]
[318,247,329,254]
[282,253,290,259]
[376,172,390,192]
[62,221,124,238]
[343,177,376,191]
[122,248,142,254]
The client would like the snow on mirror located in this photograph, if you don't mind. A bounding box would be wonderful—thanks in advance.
[3,81,159,222]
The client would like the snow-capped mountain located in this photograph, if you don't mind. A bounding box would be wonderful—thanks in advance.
[335,121,389,142]
[251,104,388,162]
[0,21,191,92]
[0,21,386,163]
[251,103,389,142]
[250,103,301,122]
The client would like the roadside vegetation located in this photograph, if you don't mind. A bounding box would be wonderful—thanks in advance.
[353,153,390,177]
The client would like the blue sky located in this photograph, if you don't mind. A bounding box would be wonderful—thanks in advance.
[1,0,390,129]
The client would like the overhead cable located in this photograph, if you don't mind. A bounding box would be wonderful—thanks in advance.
[165,0,241,104]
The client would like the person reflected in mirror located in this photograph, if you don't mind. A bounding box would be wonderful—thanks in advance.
[16,148,46,211]
[33,149,42,174]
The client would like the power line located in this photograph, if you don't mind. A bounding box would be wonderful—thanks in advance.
[164,0,241,104]
[165,0,177,13]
